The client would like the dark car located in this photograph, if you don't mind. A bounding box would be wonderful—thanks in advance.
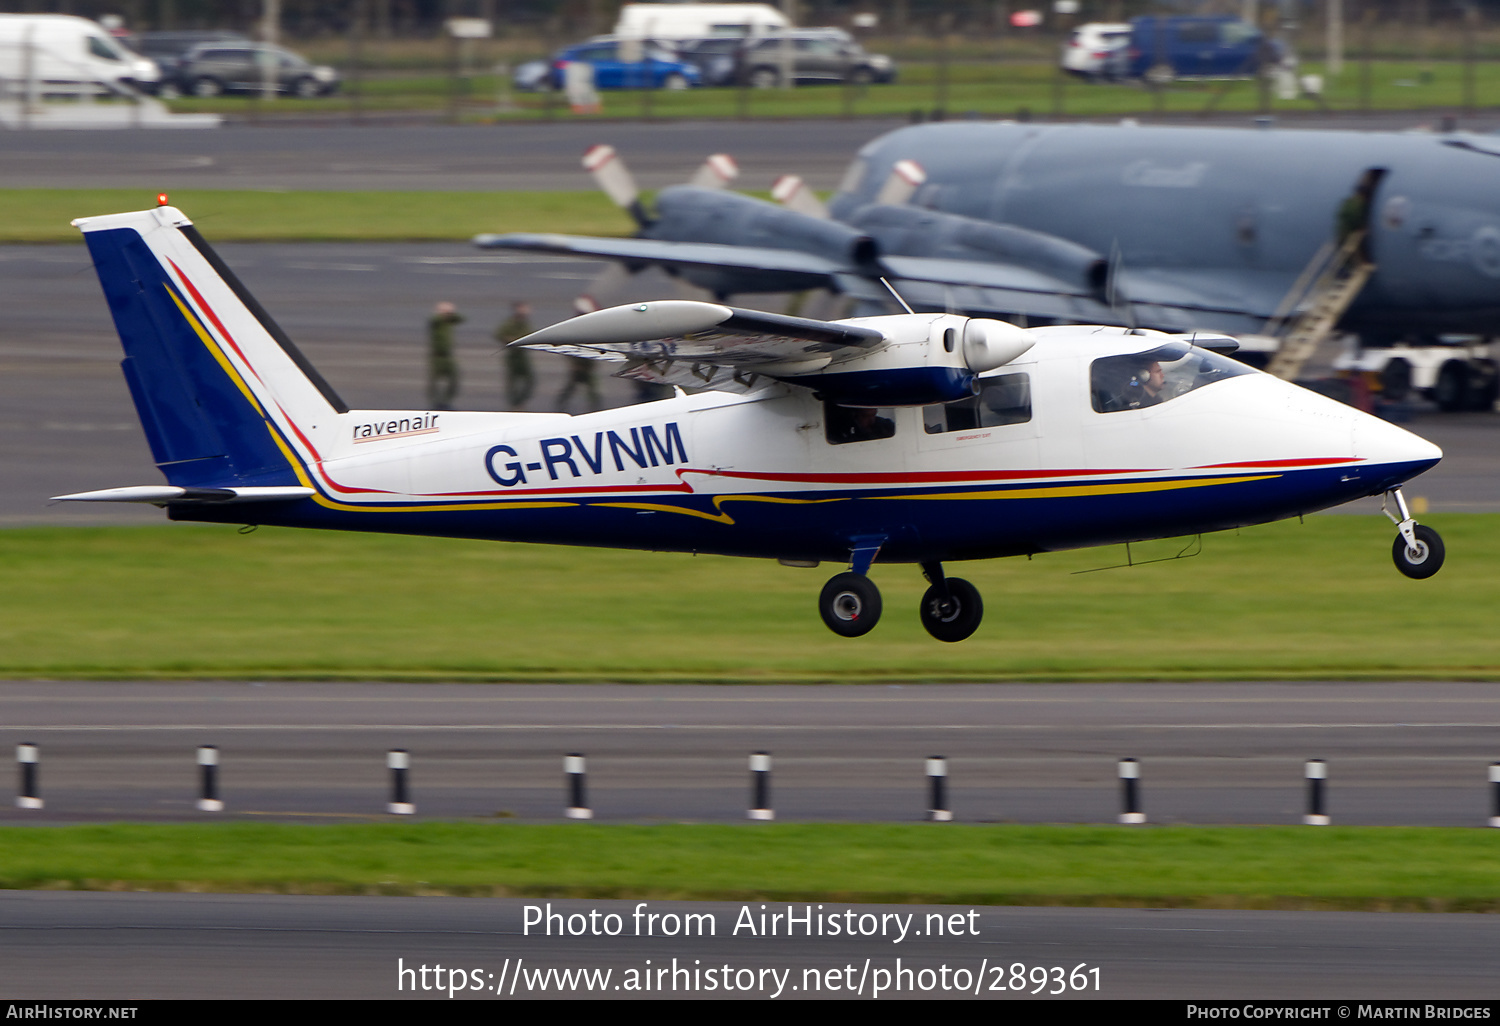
[132,30,249,87]
[734,29,896,88]
[674,36,746,88]
[1124,16,1268,82]
[168,42,340,98]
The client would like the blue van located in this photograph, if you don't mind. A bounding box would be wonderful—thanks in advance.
[1124,16,1267,81]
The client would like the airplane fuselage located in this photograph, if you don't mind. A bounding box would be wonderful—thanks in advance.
[173,326,1440,566]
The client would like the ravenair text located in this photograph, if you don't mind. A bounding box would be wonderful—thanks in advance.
[352,412,440,444]
[485,423,687,488]
[522,902,981,944]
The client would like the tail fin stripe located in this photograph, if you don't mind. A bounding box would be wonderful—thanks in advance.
[167,257,267,390]
[161,280,320,491]
[179,223,349,414]
[166,262,331,466]
[164,283,273,423]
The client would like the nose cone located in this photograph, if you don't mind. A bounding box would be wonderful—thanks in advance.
[1355,410,1442,483]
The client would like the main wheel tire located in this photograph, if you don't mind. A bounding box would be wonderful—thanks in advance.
[918,577,984,643]
[292,76,320,98]
[748,66,780,89]
[1466,358,1499,411]
[662,72,689,91]
[819,572,882,637]
[1379,358,1412,402]
[190,77,223,98]
[1435,359,1470,412]
[1393,524,1445,579]
[848,66,876,85]
[157,82,181,100]
[1145,63,1175,86]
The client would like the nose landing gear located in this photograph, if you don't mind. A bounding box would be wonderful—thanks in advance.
[1385,488,1445,579]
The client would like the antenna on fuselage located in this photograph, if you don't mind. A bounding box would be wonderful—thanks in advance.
[879,277,915,314]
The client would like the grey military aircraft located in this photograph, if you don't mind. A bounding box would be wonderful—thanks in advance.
[476,120,1500,381]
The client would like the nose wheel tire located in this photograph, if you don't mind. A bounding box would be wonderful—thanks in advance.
[1393,524,1445,579]
[819,572,882,637]
[919,577,984,643]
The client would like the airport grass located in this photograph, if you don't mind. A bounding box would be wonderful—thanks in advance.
[0,822,1497,910]
[0,513,1497,681]
[0,188,633,244]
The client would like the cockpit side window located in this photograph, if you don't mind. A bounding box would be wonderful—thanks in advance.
[1090,343,1253,413]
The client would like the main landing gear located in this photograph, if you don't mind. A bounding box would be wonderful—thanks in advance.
[1385,487,1445,580]
[816,545,985,642]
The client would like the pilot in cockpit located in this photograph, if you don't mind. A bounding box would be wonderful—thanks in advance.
[1116,360,1167,410]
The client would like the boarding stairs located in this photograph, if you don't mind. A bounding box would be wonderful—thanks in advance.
[1264,231,1374,381]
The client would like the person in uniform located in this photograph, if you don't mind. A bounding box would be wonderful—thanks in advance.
[556,355,602,413]
[495,301,535,410]
[427,301,463,411]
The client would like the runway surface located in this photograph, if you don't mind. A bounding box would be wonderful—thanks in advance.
[3,113,1498,193]
[2,682,1498,826]
[0,120,897,193]
[3,240,1498,525]
[1,892,1496,999]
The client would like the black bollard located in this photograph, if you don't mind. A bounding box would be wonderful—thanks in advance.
[16,743,41,810]
[748,751,773,821]
[1118,758,1144,824]
[565,753,592,820]
[926,756,950,822]
[1304,759,1329,825]
[387,748,414,815]
[196,745,222,812]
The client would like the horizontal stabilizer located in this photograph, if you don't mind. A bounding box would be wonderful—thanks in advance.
[52,485,314,504]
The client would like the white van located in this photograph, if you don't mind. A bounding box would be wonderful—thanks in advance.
[614,3,790,41]
[0,15,161,95]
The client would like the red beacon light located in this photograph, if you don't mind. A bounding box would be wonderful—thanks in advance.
[156,193,170,207]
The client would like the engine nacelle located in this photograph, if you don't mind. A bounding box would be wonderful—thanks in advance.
[962,318,1034,373]
[652,186,881,270]
[781,313,1033,407]
[848,204,1108,296]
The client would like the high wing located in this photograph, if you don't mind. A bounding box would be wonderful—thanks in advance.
[475,232,845,293]
[513,299,1033,405]
[514,299,886,393]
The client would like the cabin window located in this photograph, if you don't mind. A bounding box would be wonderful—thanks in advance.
[923,373,1031,434]
[1090,342,1253,413]
[825,402,897,445]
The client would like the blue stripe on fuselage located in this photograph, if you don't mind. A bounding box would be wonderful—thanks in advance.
[169,459,1437,564]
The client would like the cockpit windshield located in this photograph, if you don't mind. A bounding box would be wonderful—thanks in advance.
[1090,342,1254,413]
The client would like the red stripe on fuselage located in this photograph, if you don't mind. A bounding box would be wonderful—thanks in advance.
[1193,457,1363,470]
[677,467,1155,485]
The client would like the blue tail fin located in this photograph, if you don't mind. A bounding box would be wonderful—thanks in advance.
[77,206,346,488]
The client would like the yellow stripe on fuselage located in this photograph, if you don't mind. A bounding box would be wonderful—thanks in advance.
[876,474,1280,502]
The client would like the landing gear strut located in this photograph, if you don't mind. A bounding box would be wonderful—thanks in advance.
[1384,487,1445,579]
[918,561,984,643]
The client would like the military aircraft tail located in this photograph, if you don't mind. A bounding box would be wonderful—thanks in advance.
[72,204,343,491]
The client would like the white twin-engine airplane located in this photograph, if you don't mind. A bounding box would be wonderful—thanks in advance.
[58,204,1446,642]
